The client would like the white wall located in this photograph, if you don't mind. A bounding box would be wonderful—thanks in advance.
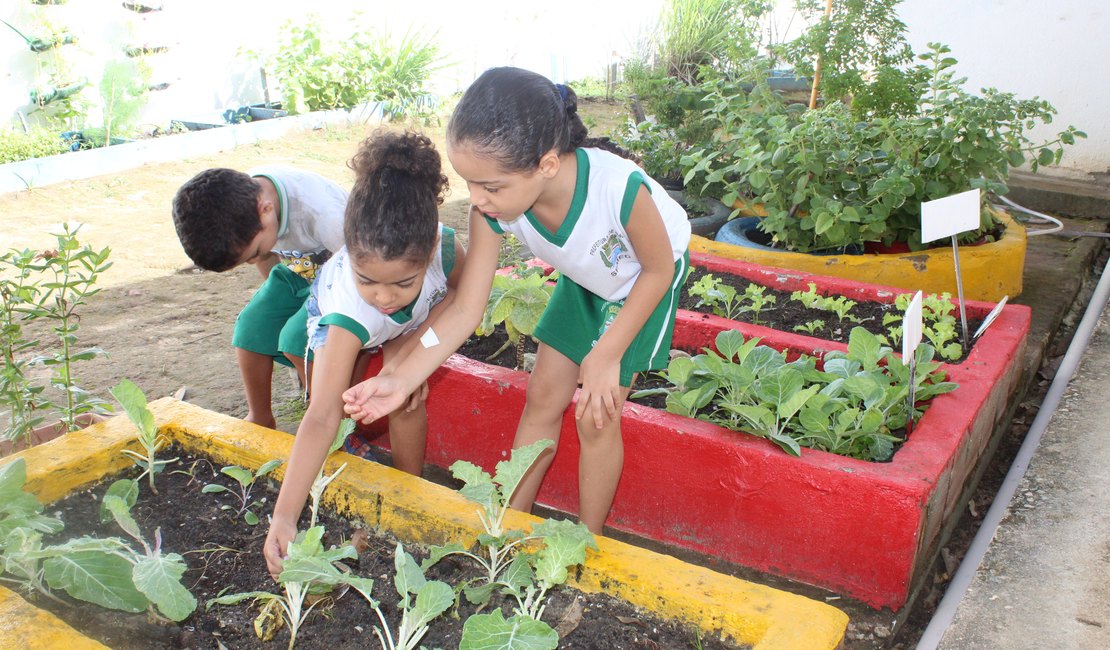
[898,0,1109,184]
[2,1,662,133]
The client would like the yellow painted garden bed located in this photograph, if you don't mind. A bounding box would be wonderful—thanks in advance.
[691,208,1026,301]
[1,398,848,650]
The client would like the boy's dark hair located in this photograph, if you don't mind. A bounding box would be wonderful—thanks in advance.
[447,66,637,173]
[345,129,448,264]
[171,168,263,271]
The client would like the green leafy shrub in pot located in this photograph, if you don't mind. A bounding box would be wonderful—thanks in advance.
[682,43,1085,252]
[0,128,68,163]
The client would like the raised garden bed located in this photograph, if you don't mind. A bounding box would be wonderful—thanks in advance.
[0,399,847,649]
[365,258,1031,610]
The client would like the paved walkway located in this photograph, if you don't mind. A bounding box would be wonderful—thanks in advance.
[940,300,1110,649]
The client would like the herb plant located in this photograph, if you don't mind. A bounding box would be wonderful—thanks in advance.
[28,223,114,429]
[308,418,355,528]
[0,248,51,448]
[793,319,825,335]
[881,292,964,361]
[688,274,776,324]
[202,459,283,525]
[111,378,177,494]
[345,543,453,650]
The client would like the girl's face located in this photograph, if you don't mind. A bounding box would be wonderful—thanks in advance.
[350,252,430,316]
[447,142,546,222]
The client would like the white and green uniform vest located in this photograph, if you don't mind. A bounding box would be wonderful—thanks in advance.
[307,225,456,350]
[483,148,691,301]
[249,164,348,282]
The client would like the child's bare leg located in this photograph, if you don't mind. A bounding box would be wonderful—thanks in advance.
[381,340,425,475]
[237,347,276,428]
[387,402,427,475]
[508,344,579,515]
[575,384,632,534]
[283,352,307,393]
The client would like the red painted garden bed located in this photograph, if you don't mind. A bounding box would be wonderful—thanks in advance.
[361,254,1030,610]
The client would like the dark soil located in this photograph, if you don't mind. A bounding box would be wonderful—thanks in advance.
[680,267,983,361]
[32,449,742,650]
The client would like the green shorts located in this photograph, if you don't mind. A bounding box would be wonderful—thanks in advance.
[232,264,310,367]
[534,252,689,386]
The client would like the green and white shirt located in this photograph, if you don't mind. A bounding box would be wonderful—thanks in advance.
[307,225,456,350]
[484,148,690,301]
[249,164,348,282]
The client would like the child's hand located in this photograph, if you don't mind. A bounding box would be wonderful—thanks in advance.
[263,516,296,581]
[342,376,407,424]
[575,350,622,429]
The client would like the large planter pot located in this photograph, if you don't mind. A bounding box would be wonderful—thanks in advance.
[366,259,1031,610]
[691,208,1026,302]
[0,399,847,649]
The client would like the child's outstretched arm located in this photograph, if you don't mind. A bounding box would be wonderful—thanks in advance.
[263,328,361,578]
[576,186,677,429]
[344,208,501,423]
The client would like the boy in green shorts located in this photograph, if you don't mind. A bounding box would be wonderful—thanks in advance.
[172,165,347,428]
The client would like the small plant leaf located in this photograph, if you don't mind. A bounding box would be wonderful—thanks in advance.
[460,609,559,650]
[99,479,138,524]
[220,466,254,487]
[109,378,155,437]
[132,553,197,621]
[44,551,148,613]
[492,439,554,503]
[201,484,227,494]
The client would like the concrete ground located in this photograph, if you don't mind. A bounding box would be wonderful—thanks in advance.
[939,302,1110,649]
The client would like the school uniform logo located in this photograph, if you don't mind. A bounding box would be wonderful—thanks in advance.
[589,231,631,276]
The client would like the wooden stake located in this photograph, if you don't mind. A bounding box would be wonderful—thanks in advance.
[808,0,835,109]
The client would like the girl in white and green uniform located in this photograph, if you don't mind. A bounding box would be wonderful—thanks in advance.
[264,131,466,579]
[484,146,689,386]
[342,67,691,535]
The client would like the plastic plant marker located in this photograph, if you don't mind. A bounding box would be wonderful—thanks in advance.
[974,296,1009,340]
[902,291,923,436]
[922,189,981,349]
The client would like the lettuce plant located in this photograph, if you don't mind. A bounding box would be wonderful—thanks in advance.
[653,328,957,461]
[689,274,777,323]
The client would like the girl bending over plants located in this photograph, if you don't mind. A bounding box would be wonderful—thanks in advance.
[343,67,691,533]
[264,130,466,577]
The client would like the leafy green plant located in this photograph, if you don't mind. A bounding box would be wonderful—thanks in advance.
[422,440,596,648]
[27,223,114,429]
[0,249,51,448]
[650,328,957,461]
[111,378,177,494]
[308,418,354,528]
[476,266,555,369]
[0,128,68,163]
[256,13,442,122]
[793,319,825,335]
[345,543,453,650]
[682,43,1085,252]
[0,462,195,621]
[208,525,356,650]
[202,459,283,525]
[95,58,148,145]
[688,274,776,323]
[790,283,862,324]
[881,292,964,361]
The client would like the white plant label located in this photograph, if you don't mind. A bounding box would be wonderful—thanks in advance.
[921,188,981,244]
[902,291,924,360]
[974,296,1009,339]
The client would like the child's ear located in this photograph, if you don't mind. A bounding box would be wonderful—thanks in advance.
[537,149,561,178]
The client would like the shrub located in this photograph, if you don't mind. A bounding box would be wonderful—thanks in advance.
[0,128,67,164]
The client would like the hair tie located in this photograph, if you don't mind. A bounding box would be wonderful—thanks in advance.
[555,83,568,102]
